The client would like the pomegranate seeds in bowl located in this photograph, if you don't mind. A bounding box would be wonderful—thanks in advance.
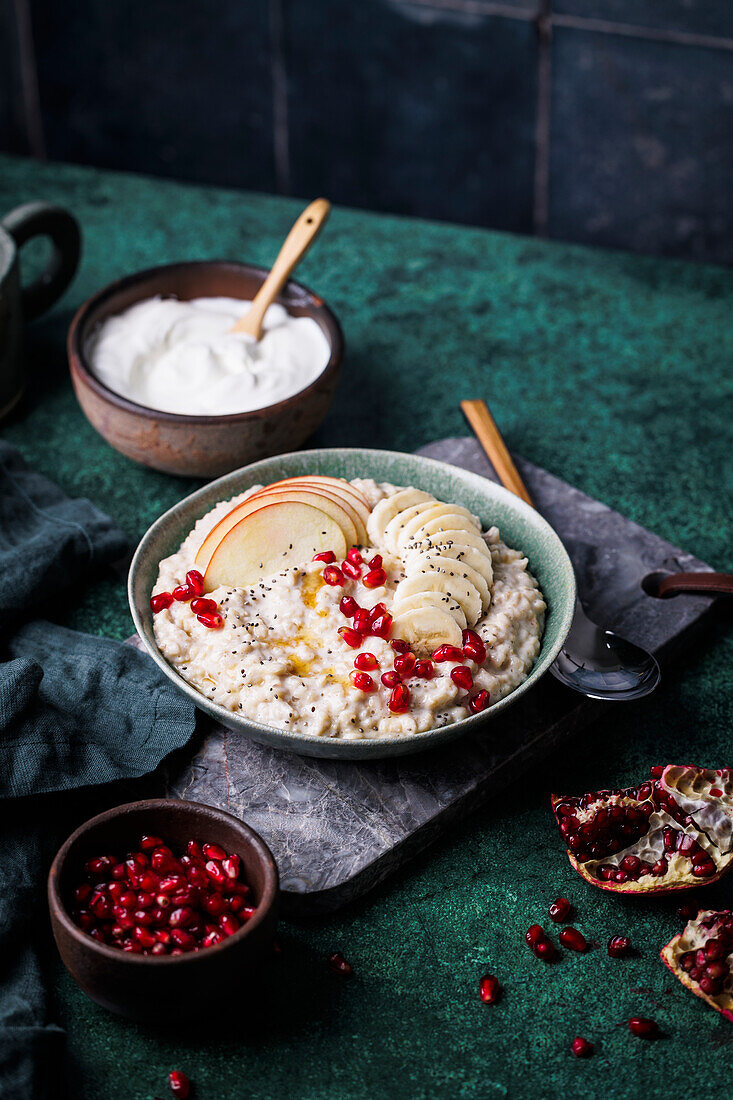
[69,834,256,957]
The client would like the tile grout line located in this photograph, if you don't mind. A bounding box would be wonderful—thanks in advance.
[269,0,291,195]
[12,0,45,159]
[532,2,551,237]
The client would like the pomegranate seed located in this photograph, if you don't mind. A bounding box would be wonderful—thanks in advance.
[353,609,371,634]
[241,906,257,920]
[170,928,195,949]
[197,612,224,629]
[389,683,411,713]
[479,973,501,1004]
[222,855,240,879]
[205,860,227,886]
[607,936,632,958]
[342,560,362,580]
[346,548,363,566]
[202,893,227,917]
[351,671,376,693]
[327,951,353,976]
[339,596,359,617]
[559,927,587,952]
[173,583,194,602]
[451,665,473,691]
[169,906,196,928]
[462,628,487,664]
[73,883,92,904]
[354,652,378,671]
[140,835,164,851]
[190,597,217,614]
[390,640,410,654]
[432,644,463,663]
[571,1037,594,1058]
[185,569,204,596]
[534,939,556,961]
[323,564,345,586]
[370,613,393,639]
[394,652,416,677]
[85,856,113,874]
[368,602,387,622]
[548,898,571,923]
[168,1070,190,1097]
[525,924,545,946]
[133,926,157,948]
[381,671,401,688]
[202,842,226,861]
[150,592,174,613]
[313,550,336,563]
[468,690,490,713]
[368,554,383,569]
[338,626,363,649]
[363,567,386,589]
[203,931,224,947]
[414,659,435,680]
[710,787,723,797]
[157,875,185,895]
[628,1017,659,1039]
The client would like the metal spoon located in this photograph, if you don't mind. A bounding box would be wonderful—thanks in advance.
[461,399,661,701]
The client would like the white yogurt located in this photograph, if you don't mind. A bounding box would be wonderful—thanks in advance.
[86,296,331,416]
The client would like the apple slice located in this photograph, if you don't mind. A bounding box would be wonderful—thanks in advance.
[203,502,347,591]
[248,488,359,546]
[249,477,370,543]
[248,482,367,545]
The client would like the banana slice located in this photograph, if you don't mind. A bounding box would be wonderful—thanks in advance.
[404,528,491,559]
[390,607,463,654]
[392,590,468,630]
[366,489,435,547]
[396,567,483,625]
[415,554,491,612]
[407,509,480,548]
[383,500,440,555]
[405,541,493,589]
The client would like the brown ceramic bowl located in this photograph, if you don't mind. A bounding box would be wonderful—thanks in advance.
[48,798,279,1022]
[67,261,343,477]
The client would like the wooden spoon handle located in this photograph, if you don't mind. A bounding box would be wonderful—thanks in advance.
[460,399,534,507]
[230,197,331,340]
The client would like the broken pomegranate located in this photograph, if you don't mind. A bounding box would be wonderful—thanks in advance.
[552,765,733,894]
[661,909,733,1022]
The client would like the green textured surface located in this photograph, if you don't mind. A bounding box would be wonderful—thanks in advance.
[1,154,732,1099]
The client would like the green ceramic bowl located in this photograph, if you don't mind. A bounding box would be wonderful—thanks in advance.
[129,448,576,759]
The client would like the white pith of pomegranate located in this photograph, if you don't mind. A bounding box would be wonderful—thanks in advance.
[661,910,733,1022]
[551,766,733,894]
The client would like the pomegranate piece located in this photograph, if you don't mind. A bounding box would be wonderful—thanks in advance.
[462,628,487,665]
[168,1070,190,1097]
[388,683,411,714]
[661,909,733,1022]
[342,559,362,580]
[322,564,344,586]
[394,652,416,677]
[432,644,463,663]
[185,569,204,597]
[150,592,174,613]
[197,611,223,629]
[172,583,194,602]
[548,897,571,923]
[381,671,401,688]
[339,595,358,618]
[338,626,363,649]
[450,665,473,691]
[327,951,353,976]
[559,927,587,953]
[346,548,363,566]
[368,554,383,569]
[628,1017,660,1039]
[551,765,733,895]
[363,567,386,589]
[608,935,632,958]
[414,659,435,680]
[390,640,410,654]
[354,652,378,671]
[525,924,556,960]
[313,550,336,563]
[468,690,490,713]
[352,609,371,635]
[190,597,217,615]
[570,1037,593,1058]
[479,973,501,1004]
[370,612,393,639]
[351,671,376,693]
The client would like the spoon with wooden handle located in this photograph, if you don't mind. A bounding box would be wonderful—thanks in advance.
[229,197,331,340]
[461,398,661,701]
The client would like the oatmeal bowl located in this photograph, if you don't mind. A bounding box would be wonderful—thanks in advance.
[129,449,575,759]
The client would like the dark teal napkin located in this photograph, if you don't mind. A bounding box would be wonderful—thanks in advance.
[0,441,197,1099]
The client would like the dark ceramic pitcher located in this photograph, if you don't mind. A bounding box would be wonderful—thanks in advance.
[0,201,81,418]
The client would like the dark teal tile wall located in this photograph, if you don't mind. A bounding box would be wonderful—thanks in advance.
[554,1,733,39]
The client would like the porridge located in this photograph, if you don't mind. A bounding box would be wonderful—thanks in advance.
[151,476,546,740]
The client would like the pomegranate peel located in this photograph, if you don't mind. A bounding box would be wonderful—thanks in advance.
[660,909,733,1023]
[552,766,733,895]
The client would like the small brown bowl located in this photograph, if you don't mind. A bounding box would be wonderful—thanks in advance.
[48,798,279,1022]
[67,261,344,477]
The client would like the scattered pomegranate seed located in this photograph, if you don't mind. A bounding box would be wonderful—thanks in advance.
[338,626,363,649]
[323,564,344,586]
[479,973,501,1004]
[342,560,362,580]
[381,671,401,688]
[607,936,632,958]
[451,665,473,691]
[534,939,556,961]
[370,612,393,639]
[525,924,556,960]
[414,659,435,680]
[394,652,416,677]
[628,1017,659,1039]
[390,639,410,653]
[168,1070,190,1097]
[351,671,377,692]
[190,597,217,614]
[571,1037,594,1058]
[548,897,571,922]
[368,603,387,622]
[676,901,700,920]
[150,592,174,613]
[433,644,463,663]
[559,927,587,952]
[339,596,359,618]
[389,683,411,713]
[368,555,383,569]
[197,611,224,629]
[346,548,363,566]
[354,652,378,671]
[462,628,487,664]
[313,550,336,563]
[353,609,371,634]
[468,690,490,713]
[328,951,353,976]
[363,567,386,589]
[185,570,204,597]
[172,583,194,602]
[525,924,545,946]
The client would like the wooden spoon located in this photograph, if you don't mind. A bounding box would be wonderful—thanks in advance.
[230,197,331,340]
[460,399,533,505]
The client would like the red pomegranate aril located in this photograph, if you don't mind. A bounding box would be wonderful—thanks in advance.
[525,924,545,946]
[370,613,393,639]
[339,596,359,618]
[468,690,490,713]
[548,897,571,923]
[222,855,240,879]
[368,602,387,622]
[203,931,224,948]
[190,597,217,615]
[451,665,473,691]
[323,565,345,586]
[571,1037,593,1058]
[328,951,353,976]
[158,875,185,895]
[140,834,164,851]
[363,567,386,589]
[133,925,157,948]
[394,652,416,677]
[433,644,463,663]
[351,671,377,693]
[220,913,240,937]
[534,939,556,961]
[346,548,364,566]
[241,906,257,921]
[122,940,142,953]
[313,550,336,564]
[628,1017,659,1039]
[85,855,113,874]
[342,560,362,580]
[169,906,196,928]
[185,569,204,597]
[559,927,587,952]
[462,628,487,664]
[136,891,154,909]
[173,583,194,602]
[202,843,227,861]
[203,893,227,917]
[381,671,401,688]
[479,973,501,1004]
[197,611,224,629]
[338,626,363,649]
[205,860,227,886]
[368,554,383,569]
[168,1070,191,1097]
[150,592,174,613]
[354,652,379,671]
[170,928,195,949]
[389,683,411,713]
[353,609,371,635]
[151,848,178,873]
[608,936,632,958]
[73,883,92,905]
[391,639,410,654]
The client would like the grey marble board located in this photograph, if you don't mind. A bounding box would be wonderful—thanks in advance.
[155,438,720,914]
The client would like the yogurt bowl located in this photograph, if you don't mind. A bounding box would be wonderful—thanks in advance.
[68,261,343,477]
